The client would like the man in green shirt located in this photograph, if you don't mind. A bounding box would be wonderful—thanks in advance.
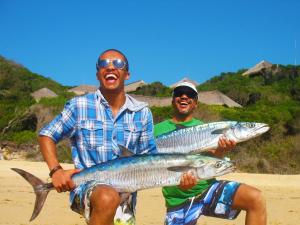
[154,81,266,225]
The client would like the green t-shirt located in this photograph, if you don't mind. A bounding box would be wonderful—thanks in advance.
[154,118,215,208]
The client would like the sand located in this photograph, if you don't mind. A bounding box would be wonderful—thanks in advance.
[0,160,299,225]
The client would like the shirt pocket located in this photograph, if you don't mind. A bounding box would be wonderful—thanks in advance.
[80,120,103,149]
[123,121,143,151]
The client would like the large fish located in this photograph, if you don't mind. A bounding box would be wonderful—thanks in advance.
[12,150,234,221]
[156,121,270,154]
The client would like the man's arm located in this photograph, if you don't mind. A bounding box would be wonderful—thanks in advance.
[38,100,79,192]
[39,136,79,192]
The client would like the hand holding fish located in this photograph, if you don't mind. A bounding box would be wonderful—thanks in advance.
[51,168,80,192]
[212,137,237,158]
[179,171,197,190]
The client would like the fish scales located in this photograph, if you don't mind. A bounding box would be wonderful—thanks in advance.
[72,154,190,192]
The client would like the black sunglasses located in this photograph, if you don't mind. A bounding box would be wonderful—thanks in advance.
[173,88,198,99]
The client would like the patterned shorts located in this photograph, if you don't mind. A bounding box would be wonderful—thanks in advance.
[70,181,136,225]
[165,180,241,225]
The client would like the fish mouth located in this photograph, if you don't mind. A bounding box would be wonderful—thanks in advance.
[233,123,270,140]
[249,124,270,138]
[218,165,236,176]
[257,124,270,134]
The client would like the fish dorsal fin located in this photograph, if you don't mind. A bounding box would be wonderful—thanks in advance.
[118,145,134,157]
[167,166,195,172]
[175,124,187,130]
[211,127,230,135]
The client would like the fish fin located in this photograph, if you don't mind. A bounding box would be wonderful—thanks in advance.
[167,166,195,172]
[175,124,187,130]
[119,192,134,214]
[211,127,230,135]
[11,168,53,221]
[119,192,131,203]
[118,145,134,157]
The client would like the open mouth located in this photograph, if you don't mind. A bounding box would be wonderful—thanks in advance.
[179,101,189,107]
[104,73,118,83]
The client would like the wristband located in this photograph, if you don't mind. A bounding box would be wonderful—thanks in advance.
[49,165,63,178]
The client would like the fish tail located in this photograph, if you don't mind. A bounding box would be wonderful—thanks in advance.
[11,168,53,221]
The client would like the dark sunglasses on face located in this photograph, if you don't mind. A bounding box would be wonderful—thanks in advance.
[97,58,127,70]
[173,89,198,99]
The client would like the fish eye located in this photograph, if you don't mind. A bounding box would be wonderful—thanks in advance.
[246,123,255,128]
[214,161,222,168]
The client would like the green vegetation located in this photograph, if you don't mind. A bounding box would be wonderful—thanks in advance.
[130,81,172,97]
[2,130,37,145]
[0,56,73,161]
[0,56,70,132]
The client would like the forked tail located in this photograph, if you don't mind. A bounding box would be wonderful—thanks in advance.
[11,168,54,221]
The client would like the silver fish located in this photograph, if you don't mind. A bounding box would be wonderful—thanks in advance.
[156,121,270,154]
[12,151,234,221]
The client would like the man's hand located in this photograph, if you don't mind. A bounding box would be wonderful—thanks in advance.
[179,171,197,190]
[51,168,81,193]
[211,137,236,158]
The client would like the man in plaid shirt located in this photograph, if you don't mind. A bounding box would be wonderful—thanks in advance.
[39,49,157,225]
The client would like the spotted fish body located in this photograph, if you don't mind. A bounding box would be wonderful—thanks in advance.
[12,153,234,221]
[156,121,270,154]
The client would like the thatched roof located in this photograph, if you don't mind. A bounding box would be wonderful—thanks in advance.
[125,80,147,92]
[31,88,58,102]
[198,90,242,108]
[68,85,98,95]
[129,94,171,107]
[129,90,241,108]
[169,77,199,88]
[242,60,273,76]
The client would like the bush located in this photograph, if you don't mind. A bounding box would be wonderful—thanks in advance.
[6,130,37,145]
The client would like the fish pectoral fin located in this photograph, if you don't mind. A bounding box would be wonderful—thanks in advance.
[211,127,230,135]
[119,192,134,215]
[119,192,131,204]
[167,166,195,172]
[118,145,134,157]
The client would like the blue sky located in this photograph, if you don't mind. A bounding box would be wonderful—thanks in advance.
[1,0,299,87]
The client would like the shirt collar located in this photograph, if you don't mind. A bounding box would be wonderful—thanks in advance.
[95,89,148,112]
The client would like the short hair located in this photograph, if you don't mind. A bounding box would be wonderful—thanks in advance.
[98,49,129,71]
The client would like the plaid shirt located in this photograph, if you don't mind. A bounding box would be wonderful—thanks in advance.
[39,89,157,169]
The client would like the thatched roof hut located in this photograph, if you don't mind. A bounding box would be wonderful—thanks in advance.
[198,90,242,108]
[242,60,273,76]
[68,85,97,96]
[31,88,58,102]
[129,90,241,108]
[129,94,171,107]
[125,80,147,92]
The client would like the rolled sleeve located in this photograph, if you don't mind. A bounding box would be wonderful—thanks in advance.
[138,108,157,154]
[39,100,77,143]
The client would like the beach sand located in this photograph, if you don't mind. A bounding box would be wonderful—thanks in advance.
[0,160,299,225]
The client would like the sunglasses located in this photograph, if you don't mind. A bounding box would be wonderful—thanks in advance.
[173,89,198,99]
[97,58,127,70]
